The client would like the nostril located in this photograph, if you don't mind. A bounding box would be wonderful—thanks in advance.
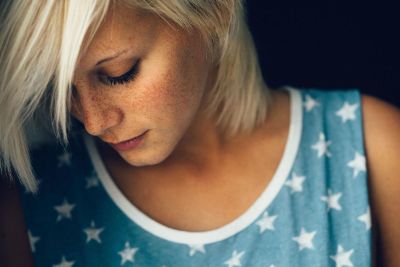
[80,109,105,136]
[82,108,123,136]
[83,120,105,136]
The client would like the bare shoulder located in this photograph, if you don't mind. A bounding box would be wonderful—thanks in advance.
[361,94,400,266]
[0,177,35,267]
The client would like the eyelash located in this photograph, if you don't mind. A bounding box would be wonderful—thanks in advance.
[102,59,140,86]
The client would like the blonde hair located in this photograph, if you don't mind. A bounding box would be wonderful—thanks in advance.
[0,0,270,193]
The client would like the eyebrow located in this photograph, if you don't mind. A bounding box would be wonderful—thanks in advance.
[95,49,128,66]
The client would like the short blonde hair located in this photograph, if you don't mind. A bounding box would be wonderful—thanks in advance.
[0,0,270,193]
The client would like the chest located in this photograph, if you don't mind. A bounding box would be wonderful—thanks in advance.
[102,132,287,232]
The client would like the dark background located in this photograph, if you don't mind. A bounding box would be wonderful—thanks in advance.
[245,1,399,107]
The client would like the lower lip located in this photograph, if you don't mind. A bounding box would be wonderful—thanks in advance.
[111,131,147,151]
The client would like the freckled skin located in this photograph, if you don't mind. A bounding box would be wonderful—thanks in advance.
[72,4,216,168]
[70,4,291,232]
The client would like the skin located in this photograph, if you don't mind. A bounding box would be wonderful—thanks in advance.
[70,3,288,231]
[72,4,217,169]
[1,3,400,267]
[361,95,400,266]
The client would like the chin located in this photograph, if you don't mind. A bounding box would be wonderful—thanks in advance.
[117,145,173,168]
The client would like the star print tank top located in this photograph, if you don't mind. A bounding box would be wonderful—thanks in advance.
[17,87,372,267]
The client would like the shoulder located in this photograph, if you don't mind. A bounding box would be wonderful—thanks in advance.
[361,94,400,164]
[361,94,400,181]
[361,94,400,145]
[0,178,35,266]
[360,94,400,266]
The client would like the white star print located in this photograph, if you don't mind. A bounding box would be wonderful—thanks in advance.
[304,95,320,111]
[284,173,306,193]
[57,151,72,167]
[256,211,278,233]
[224,250,245,267]
[187,243,206,256]
[27,230,40,253]
[83,221,104,243]
[311,133,332,158]
[330,245,354,267]
[54,198,76,222]
[347,152,366,178]
[86,175,99,188]
[292,227,317,251]
[358,207,371,231]
[53,256,75,267]
[336,102,359,123]
[118,241,138,265]
[321,189,342,211]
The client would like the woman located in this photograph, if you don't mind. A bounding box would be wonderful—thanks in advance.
[0,0,399,266]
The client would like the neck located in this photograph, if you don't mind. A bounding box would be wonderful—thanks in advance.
[164,107,225,172]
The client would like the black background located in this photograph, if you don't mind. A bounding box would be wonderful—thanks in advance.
[245,1,399,107]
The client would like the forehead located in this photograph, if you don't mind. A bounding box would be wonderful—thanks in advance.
[77,4,161,67]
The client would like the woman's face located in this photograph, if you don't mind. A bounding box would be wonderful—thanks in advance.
[71,5,215,167]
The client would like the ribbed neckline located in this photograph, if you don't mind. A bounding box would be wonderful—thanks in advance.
[83,87,303,245]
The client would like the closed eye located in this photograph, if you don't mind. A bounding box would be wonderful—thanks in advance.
[102,59,140,86]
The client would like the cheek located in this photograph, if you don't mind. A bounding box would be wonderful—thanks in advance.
[139,74,203,128]
[130,58,207,130]
[122,36,209,133]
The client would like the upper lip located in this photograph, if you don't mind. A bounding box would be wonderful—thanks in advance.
[108,131,147,145]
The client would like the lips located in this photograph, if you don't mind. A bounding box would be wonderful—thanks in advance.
[113,131,147,145]
[108,130,148,151]
[103,130,147,145]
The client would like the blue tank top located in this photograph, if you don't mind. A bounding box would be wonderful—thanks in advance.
[18,87,372,267]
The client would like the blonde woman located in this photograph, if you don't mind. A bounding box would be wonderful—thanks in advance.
[0,1,399,266]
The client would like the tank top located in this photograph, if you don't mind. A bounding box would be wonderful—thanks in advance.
[18,87,372,267]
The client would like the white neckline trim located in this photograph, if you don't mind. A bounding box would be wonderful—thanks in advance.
[83,87,303,245]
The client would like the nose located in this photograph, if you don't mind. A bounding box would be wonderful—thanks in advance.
[71,88,123,136]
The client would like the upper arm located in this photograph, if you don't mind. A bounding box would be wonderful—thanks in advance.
[361,94,400,267]
[0,177,35,267]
